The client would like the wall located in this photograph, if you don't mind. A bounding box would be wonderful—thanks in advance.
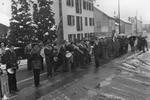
[125,22,132,36]
[61,0,94,41]
[94,7,115,37]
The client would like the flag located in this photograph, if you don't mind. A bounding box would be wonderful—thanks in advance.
[56,17,64,46]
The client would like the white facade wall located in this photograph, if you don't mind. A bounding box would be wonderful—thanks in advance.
[53,0,94,41]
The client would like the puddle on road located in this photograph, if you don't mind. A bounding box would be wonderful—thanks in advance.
[94,74,116,89]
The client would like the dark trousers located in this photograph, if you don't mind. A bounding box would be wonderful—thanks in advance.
[7,72,17,92]
[46,62,53,77]
[94,55,99,68]
[27,58,32,70]
[33,69,40,87]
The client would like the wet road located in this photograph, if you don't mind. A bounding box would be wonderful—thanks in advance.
[3,50,149,100]
[36,51,150,100]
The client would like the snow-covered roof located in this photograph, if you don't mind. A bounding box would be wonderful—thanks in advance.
[94,7,115,20]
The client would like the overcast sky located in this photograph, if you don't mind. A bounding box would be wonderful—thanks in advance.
[95,0,150,24]
[0,0,150,26]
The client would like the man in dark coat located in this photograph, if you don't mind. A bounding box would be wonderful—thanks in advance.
[58,44,66,72]
[44,44,53,77]
[128,36,135,52]
[1,44,18,93]
[141,37,149,52]
[93,40,100,68]
[30,43,43,87]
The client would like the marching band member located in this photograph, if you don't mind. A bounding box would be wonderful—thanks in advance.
[1,44,19,93]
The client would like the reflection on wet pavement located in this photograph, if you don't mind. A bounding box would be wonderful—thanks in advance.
[10,51,150,100]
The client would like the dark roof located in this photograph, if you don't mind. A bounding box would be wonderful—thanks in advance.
[0,23,8,35]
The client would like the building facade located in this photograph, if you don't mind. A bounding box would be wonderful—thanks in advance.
[52,0,95,42]
[132,19,143,36]
[94,7,115,37]
[120,20,132,35]
[143,24,150,33]
[124,22,132,36]
[128,17,143,36]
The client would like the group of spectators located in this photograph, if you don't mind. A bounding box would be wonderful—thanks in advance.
[93,35,129,67]
[93,34,149,67]
[128,35,149,53]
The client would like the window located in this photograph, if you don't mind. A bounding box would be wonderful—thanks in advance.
[76,0,82,14]
[76,16,83,31]
[77,34,81,40]
[66,0,74,7]
[89,3,91,11]
[83,0,86,9]
[85,33,88,38]
[85,17,88,26]
[89,18,92,26]
[68,34,73,42]
[89,18,94,26]
[67,15,75,26]
[86,2,89,10]
[81,33,83,40]
[91,3,94,11]
[83,1,93,11]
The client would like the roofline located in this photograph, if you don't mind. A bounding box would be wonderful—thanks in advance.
[94,7,115,20]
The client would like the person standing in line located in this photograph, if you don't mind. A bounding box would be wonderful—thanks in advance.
[0,42,6,62]
[24,43,32,70]
[44,44,53,77]
[1,44,19,93]
[93,40,100,68]
[30,43,43,87]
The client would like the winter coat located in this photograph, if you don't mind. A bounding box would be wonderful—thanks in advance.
[30,44,43,70]
[30,53,43,70]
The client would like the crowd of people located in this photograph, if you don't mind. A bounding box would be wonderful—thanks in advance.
[0,34,149,95]
[24,40,92,87]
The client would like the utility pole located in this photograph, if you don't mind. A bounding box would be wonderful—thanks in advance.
[118,0,121,34]
[136,11,138,35]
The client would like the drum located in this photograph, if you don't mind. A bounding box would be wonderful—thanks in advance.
[7,68,15,74]
[65,51,72,58]
[1,64,6,70]
[53,56,58,62]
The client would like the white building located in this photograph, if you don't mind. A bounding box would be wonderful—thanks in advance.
[52,0,95,42]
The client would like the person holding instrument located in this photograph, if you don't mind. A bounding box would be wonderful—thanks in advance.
[1,44,19,94]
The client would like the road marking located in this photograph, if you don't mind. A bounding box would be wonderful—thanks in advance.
[17,72,47,84]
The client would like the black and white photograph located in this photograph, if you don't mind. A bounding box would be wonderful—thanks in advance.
[0,0,150,100]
